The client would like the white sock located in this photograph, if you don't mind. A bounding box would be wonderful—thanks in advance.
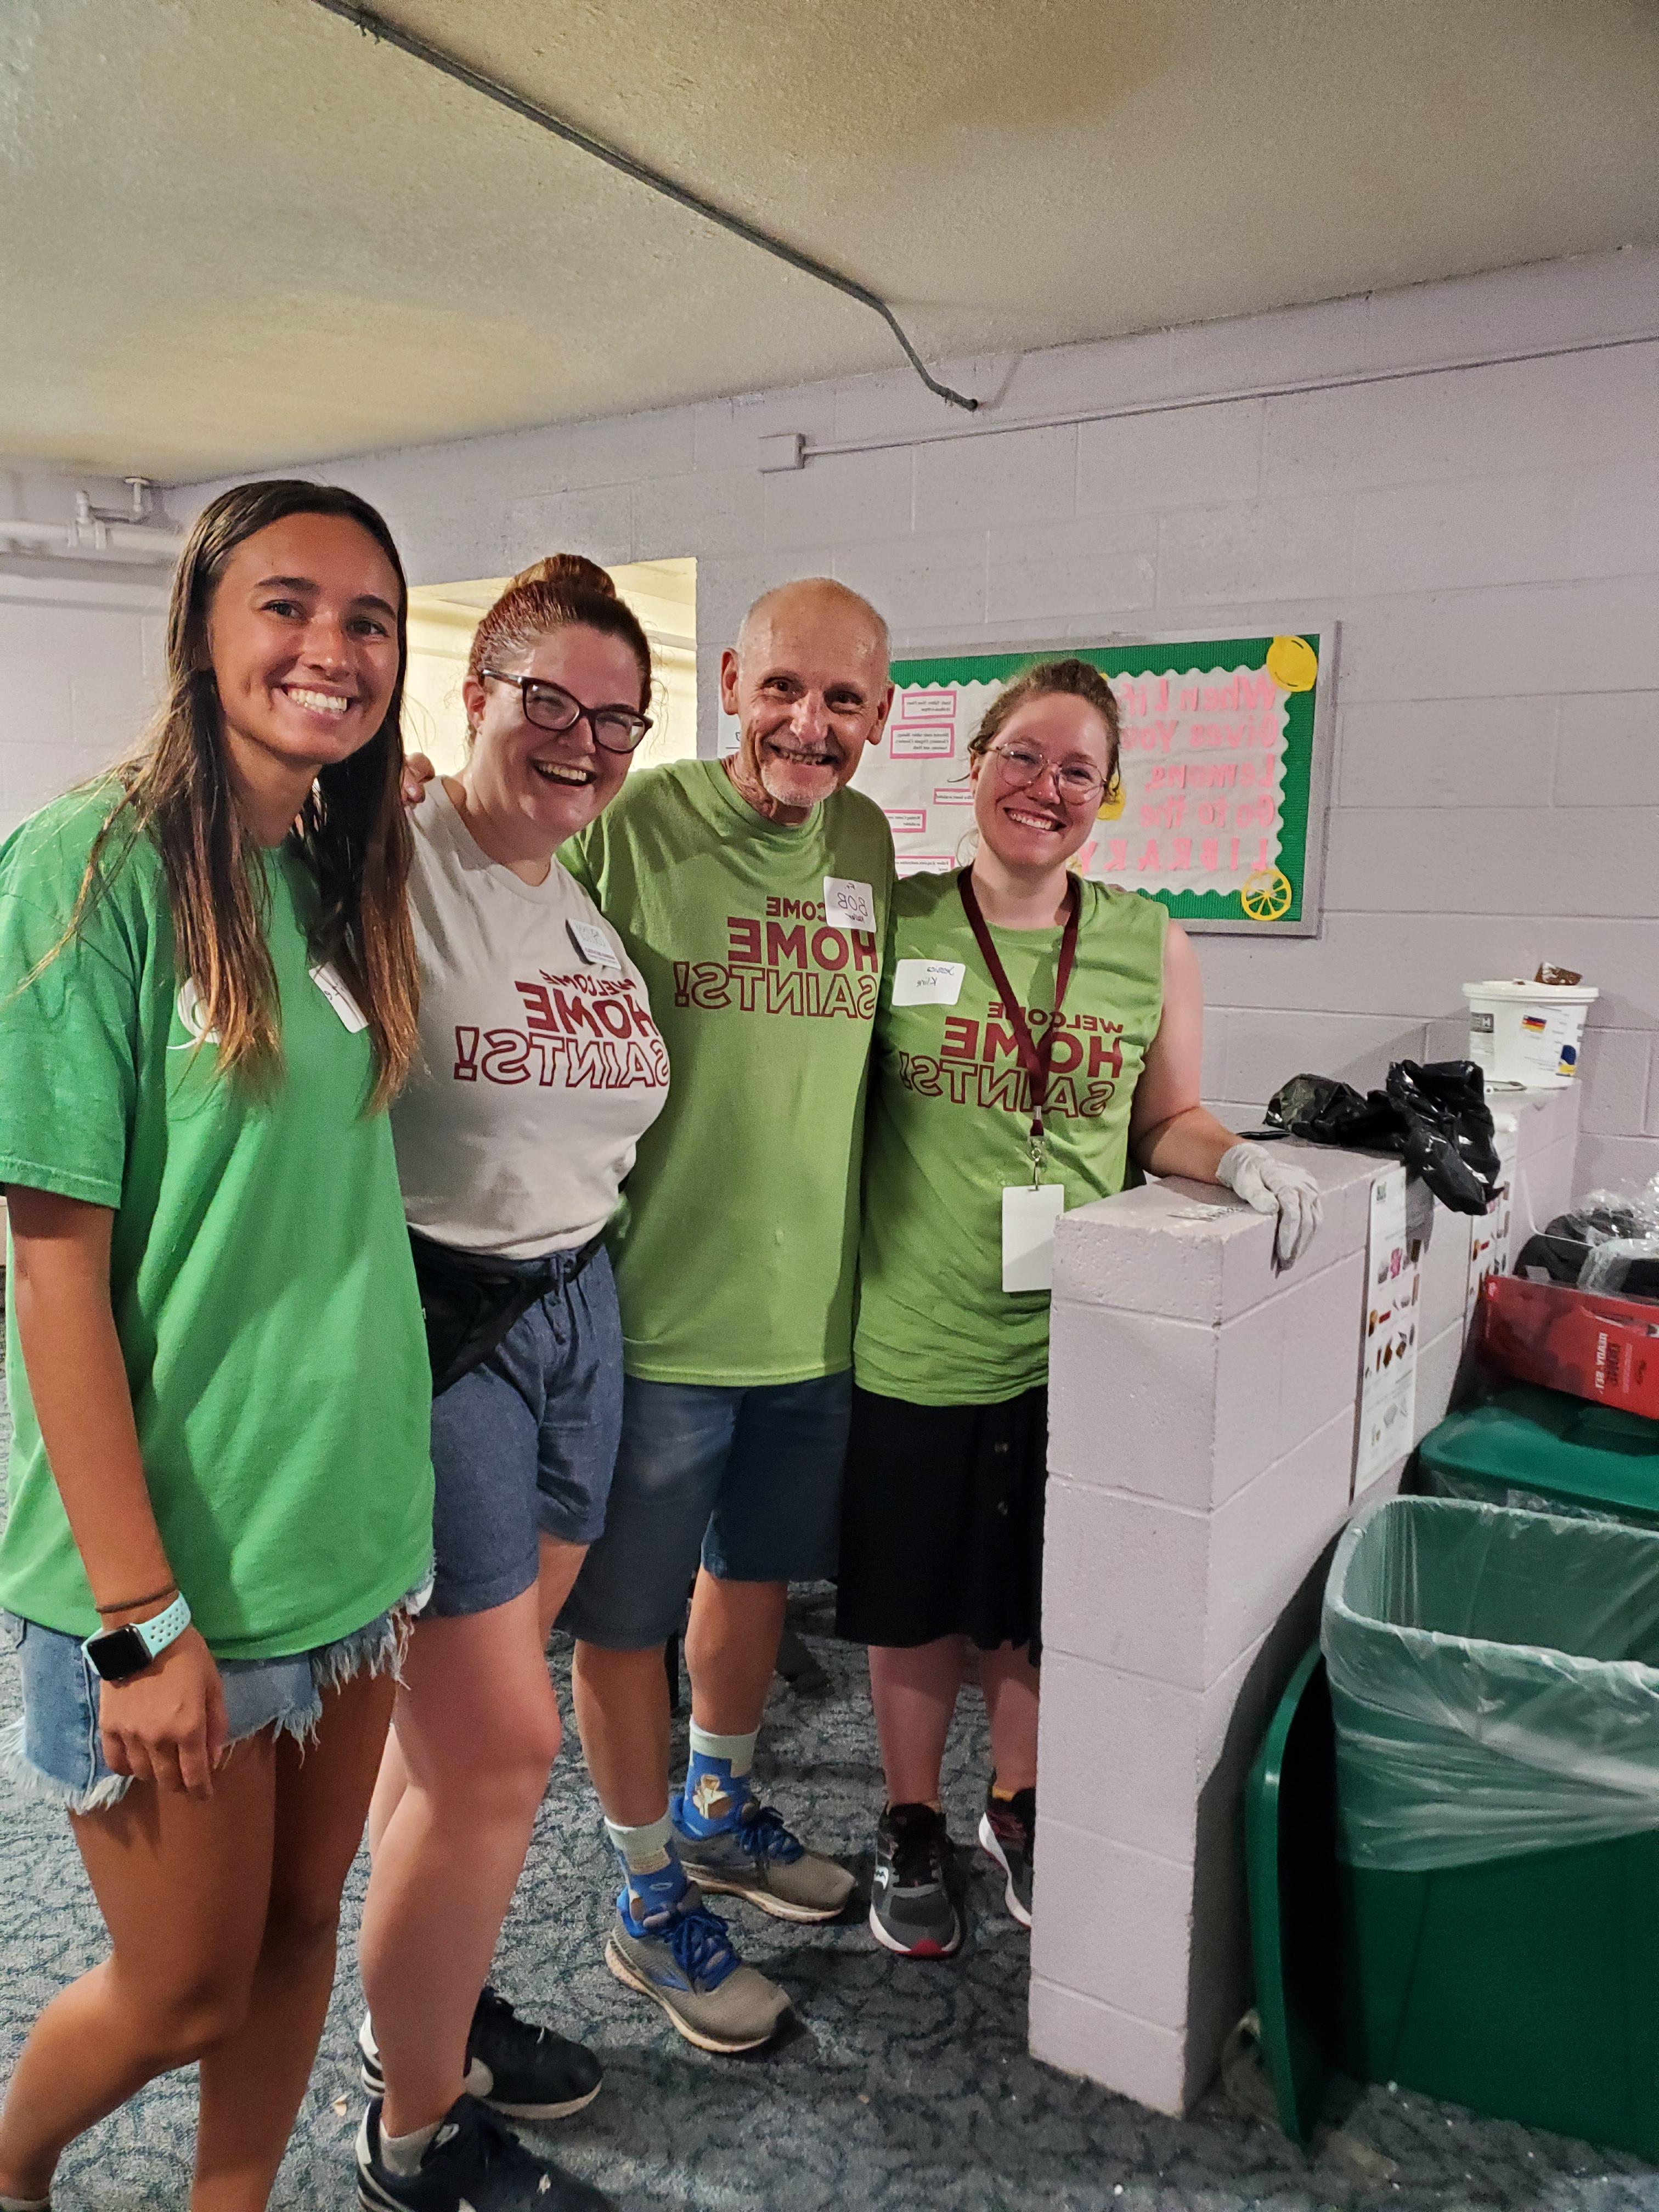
[0,2194,52,2210]
[688,1722,757,1777]
[379,2119,441,2177]
[603,1809,674,1874]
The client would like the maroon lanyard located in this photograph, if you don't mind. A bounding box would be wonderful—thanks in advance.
[957,866,1081,1180]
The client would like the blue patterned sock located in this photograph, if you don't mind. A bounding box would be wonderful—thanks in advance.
[604,1812,687,1926]
[677,1724,758,1839]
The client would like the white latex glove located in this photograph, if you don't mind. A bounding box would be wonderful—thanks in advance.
[1215,1142,1323,1271]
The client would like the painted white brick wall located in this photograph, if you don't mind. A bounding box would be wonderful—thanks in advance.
[176,246,1659,1188]
[1033,1085,1579,2115]
[0,463,168,838]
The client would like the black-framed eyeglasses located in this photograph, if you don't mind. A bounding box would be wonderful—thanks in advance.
[482,668,652,754]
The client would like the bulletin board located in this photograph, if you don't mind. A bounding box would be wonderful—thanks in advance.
[853,629,1336,935]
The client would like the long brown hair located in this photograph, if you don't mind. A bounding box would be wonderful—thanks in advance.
[465,553,653,726]
[66,480,419,1111]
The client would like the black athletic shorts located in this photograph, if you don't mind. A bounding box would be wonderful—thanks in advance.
[835,1381,1048,1657]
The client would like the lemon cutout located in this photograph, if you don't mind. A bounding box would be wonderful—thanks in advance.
[1265,635,1318,691]
[1240,868,1293,922]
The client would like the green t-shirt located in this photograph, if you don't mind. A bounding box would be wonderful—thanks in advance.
[565,758,895,1385]
[0,788,434,1656]
[854,868,1167,1408]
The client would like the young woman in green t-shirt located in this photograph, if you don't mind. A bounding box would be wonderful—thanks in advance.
[837,659,1322,1960]
[0,482,435,2211]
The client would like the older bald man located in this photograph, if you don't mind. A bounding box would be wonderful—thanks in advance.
[558,579,896,2052]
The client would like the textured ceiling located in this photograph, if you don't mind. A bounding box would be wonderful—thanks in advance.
[4,0,1658,478]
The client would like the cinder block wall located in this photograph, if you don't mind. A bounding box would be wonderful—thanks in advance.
[172,246,1659,1179]
[1032,1088,1580,2113]
[0,462,168,836]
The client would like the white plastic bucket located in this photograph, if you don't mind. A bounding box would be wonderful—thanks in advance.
[1462,980,1598,1088]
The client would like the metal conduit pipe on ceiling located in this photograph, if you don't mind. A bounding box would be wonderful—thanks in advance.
[307,0,978,415]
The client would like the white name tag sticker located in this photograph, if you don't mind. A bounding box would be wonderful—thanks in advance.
[892,958,966,1007]
[823,876,877,933]
[1002,1184,1066,1293]
[309,961,368,1033]
[567,918,621,968]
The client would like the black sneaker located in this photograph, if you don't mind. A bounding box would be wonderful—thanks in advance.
[868,1802,962,1959]
[359,1987,602,2120]
[979,1784,1035,1928]
[356,2094,614,2211]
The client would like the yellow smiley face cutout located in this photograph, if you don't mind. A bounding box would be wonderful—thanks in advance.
[1240,867,1294,922]
[1265,636,1318,692]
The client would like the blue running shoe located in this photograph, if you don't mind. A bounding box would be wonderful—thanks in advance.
[671,1792,854,1923]
[603,1882,789,2054]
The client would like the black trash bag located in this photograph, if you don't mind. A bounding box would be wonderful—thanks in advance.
[1265,1059,1498,1215]
[1514,1204,1659,1304]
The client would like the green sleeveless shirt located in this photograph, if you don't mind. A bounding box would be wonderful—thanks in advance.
[854,868,1167,1407]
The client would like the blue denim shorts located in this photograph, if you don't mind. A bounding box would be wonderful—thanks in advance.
[427,1244,624,1619]
[557,1369,852,1650]
[0,1595,420,1816]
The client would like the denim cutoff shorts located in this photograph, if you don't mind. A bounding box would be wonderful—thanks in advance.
[426,1242,624,1618]
[0,1590,424,1816]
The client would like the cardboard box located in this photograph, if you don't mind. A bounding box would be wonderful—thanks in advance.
[1480,1274,1659,1420]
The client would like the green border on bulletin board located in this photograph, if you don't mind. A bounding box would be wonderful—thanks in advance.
[888,634,1330,932]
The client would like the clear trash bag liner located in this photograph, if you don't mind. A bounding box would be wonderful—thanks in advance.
[1322,1496,1659,1872]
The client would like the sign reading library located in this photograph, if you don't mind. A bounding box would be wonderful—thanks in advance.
[854,631,1334,935]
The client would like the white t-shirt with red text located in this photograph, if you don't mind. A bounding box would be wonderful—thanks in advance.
[393,778,669,1259]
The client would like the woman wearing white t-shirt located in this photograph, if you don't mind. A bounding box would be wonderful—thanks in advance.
[354,558,665,2212]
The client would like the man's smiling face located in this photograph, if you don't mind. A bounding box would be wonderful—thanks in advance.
[720,581,893,823]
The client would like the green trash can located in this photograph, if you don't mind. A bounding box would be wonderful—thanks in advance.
[1323,1495,1659,2157]
[1419,1383,1659,1527]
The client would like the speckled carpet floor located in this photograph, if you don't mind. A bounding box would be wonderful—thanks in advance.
[4,1390,1659,2210]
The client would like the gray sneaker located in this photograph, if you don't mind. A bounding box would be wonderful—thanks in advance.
[671,1794,855,1923]
[603,1884,790,2055]
[870,1802,963,1959]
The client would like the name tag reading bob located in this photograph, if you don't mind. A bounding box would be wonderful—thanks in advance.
[823,876,877,933]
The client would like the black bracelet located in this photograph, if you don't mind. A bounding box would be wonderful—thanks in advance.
[94,1581,179,1617]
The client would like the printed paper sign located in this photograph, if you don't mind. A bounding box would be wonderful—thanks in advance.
[890,722,955,759]
[823,876,877,932]
[567,918,621,968]
[310,961,368,1033]
[1466,1114,1519,1316]
[898,854,957,877]
[932,784,974,806]
[1355,1166,1421,1494]
[891,958,965,1007]
[883,809,927,835]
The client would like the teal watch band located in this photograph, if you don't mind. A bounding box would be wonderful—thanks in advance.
[133,1592,192,1661]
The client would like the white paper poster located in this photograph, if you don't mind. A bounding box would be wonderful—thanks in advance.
[1355,1166,1422,1496]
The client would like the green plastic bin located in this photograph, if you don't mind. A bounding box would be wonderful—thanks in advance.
[1419,1383,1659,1528]
[1320,1495,1659,2158]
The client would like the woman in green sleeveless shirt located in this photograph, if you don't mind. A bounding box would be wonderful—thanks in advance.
[837,659,1321,1959]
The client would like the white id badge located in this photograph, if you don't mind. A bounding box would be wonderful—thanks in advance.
[891,958,965,1007]
[1001,1184,1066,1293]
[823,875,877,932]
[309,961,368,1033]
[567,917,620,968]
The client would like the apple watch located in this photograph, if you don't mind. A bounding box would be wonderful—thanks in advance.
[83,1592,193,1684]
